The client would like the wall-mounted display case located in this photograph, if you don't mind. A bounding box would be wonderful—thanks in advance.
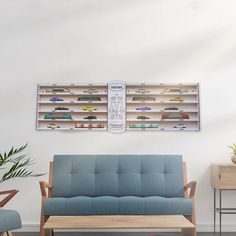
[37,82,199,132]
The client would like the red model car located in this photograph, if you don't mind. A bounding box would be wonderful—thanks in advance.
[161,113,189,119]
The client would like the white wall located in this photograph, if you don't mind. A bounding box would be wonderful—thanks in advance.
[1,0,236,232]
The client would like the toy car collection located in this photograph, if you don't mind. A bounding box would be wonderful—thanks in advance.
[78,96,101,101]
[161,113,189,119]
[81,107,97,111]
[54,107,69,110]
[170,97,184,102]
[75,123,104,128]
[132,96,156,101]
[49,97,64,102]
[164,107,179,110]
[47,123,60,129]
[44,114,72,119]
[83,88,98,94]
[135,88,150,94]
[163,88,188,93]
[46,88,71,93]
[136,115,150,119]
[129,123,158,128]
[174,123,187,129]
[135,106,151,111]
[84,116,97,119]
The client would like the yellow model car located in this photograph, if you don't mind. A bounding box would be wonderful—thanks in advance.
[81,107,97,111]
[170,97,184,102]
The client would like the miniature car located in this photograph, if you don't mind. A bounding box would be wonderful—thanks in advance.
[49,97,64,102]
[136,115,150,119]
[55,107,69,110]
[75,123,104,128]
[135,88,150,94]
[81,107,97,111]
[161,113,189,119]
[164,107,179,110]
[170,97,184,102]
[163,88,188,93]
[78,96,101,101]
[129,123,158,128]
[132,96,156,101]
[46,88,71,93]
[84,115,97,119]
[44,114,72,119]
[136,106,151,111]
[47,123,60,129]
[83,88,98,94]
[174,123,187,129]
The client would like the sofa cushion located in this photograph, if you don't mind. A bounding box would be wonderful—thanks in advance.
[52,155,184,198]
[0,209,22,232]
[44,196,192,216]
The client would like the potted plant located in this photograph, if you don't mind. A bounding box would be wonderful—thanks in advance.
[228,143,236,164]
[0,143,44,183]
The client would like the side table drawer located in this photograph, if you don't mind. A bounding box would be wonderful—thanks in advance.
[212,164,236,189]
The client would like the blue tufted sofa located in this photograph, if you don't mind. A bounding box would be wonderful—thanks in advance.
[39,155,196,236]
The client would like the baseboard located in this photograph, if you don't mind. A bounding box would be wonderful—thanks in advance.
[15,224,236,233]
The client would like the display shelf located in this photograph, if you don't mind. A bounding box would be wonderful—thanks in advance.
[37,82,200,132]
[127,119,198,122]
[37,83,108,131]
[38,92,107,95]
[126,109,198,113]
[126,83,200,132]
[38,110,107,113]
[38,119,107,122]
[37,127,107,131]
[38,101,107,104]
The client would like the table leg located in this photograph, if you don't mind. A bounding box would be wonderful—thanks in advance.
[214,188,216,233]
[219,189,222,236]
[182,227,196,236]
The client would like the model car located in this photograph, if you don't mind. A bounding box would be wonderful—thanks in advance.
[164,107,179,110]
[46,88,71,93]
[75,123,104,128]
[78,96,101,101]
[55,107,69,110]
[174,123,187,129]
[129,123,158,128]
[84,115,97,119]
[161,113,189,119]
[136,115,150,119]
[83,88,98,94]
[135,88,150,94]
[136,106,151,111]
[163,88,188,93]
[49,97,64,102]
[170,97,184,102]
[44,114,72,119]
[81,107,97,111]
[47,123,60,129]
[132,96,156,101]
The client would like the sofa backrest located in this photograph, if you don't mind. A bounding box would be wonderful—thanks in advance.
[52,155,184,198]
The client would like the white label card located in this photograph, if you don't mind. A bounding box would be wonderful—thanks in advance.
[108,81,126,133]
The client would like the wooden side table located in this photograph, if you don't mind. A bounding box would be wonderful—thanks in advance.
[211,164,236,235]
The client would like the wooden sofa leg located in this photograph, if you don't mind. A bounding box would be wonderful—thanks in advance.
[40,213,48,236]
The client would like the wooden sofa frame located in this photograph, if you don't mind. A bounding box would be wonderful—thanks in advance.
[39,161,197,236]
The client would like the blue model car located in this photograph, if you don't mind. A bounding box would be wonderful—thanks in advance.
[136,106,151,111]
[49,97,64,102]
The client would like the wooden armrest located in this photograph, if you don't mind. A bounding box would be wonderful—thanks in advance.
[0,189,18,207]
[184,181,197,198]
[39,181,52,198]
